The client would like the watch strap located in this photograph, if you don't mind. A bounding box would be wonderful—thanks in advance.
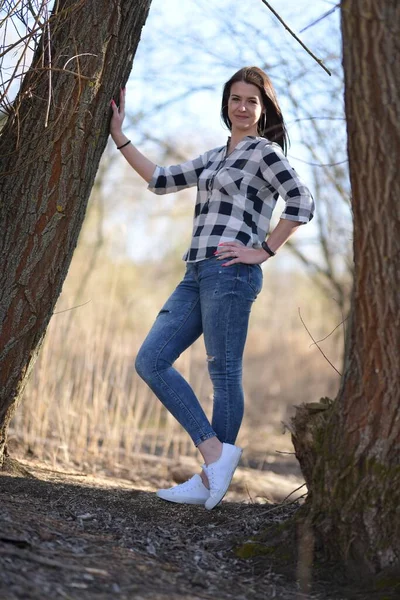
[261,241,276,257]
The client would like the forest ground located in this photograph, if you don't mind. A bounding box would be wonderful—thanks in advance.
[0,447,385,600]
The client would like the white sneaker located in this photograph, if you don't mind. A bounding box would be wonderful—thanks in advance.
[156,474,210,505]
[203,443,242,510]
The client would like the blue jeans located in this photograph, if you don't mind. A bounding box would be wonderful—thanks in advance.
[135,257,263,447]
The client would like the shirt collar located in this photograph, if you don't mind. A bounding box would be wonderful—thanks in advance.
[225,135,260,156]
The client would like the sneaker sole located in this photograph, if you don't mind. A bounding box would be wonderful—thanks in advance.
[205,447,242,510]
[156,491,209,505]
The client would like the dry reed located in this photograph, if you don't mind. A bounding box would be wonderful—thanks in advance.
[10,250,344,474]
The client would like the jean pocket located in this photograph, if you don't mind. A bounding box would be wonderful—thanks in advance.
[245,264,263,296]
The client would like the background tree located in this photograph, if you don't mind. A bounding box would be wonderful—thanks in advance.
[292,0,400,577]
[0,0,152,468]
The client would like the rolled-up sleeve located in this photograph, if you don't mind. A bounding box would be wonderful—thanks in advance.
[260,144,315,223]
[148,151,212,195]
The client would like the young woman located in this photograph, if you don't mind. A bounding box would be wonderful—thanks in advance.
[110,66,314,510]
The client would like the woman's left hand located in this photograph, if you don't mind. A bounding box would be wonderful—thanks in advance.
[215,242,268,266]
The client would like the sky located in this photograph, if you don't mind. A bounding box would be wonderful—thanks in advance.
[110,0,348,264]
[128,0,342,148]
[2,1,350,267]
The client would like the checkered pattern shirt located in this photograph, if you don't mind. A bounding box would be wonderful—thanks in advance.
[148,135,315,262]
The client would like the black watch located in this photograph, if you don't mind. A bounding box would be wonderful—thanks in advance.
[261,241,276,257]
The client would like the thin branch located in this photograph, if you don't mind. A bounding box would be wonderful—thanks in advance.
[63,52,97,69]
[289,154,348,168]
[332,296,348,347]
[0,547,109,576]
[299,4,340,34]
[53,299,91,315]
[298,308,342,376]
[44,15,51,127]
[33,65,95,80]
[279,483,307,504]
[290,116,346,123]
[260,484,308,515]
[309,316,349,347]
[0,23,44,59]
[245,484,254,504]
[259,0,332,76]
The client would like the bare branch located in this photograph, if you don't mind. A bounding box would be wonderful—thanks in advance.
[63,53,97,69]
[289,154,348,168]
[298,308,342,376]
[44,6,51,127]
[259,0,332,76]
[299,4,340,34]
[53,300,91,315]
[309,316,349,347]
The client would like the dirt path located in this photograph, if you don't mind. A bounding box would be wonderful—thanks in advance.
[0,461,348,600]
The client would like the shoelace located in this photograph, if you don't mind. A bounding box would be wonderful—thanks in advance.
[172,479,200,492]
[207,471,218,489]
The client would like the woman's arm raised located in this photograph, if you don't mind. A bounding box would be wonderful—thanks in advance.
[110,89,156,183]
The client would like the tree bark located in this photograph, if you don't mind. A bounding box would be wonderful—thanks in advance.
[0,0,151,465]
[292,0,400,577]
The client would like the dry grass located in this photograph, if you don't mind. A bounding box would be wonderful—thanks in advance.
[10,164,346,473]
[10,241,344,475]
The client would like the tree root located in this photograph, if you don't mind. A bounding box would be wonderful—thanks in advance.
[1,455,36,478]
[287,397,334,489]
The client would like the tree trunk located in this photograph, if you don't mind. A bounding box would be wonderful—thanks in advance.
[0,0,151,466]
[292,0,400,577]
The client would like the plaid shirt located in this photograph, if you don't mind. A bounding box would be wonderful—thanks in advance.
[148,135,314,262]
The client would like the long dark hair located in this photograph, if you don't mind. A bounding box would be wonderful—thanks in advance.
[221,66,289,154]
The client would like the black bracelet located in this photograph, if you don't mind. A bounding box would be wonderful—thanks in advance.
[117,140,131,150]
[261,241,276,257]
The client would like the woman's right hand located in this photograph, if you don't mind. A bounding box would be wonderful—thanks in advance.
[110,88,126,137]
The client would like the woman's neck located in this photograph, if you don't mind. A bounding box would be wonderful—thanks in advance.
[228,129,257,154]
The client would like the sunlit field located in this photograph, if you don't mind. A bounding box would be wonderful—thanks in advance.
[10,241,345,475]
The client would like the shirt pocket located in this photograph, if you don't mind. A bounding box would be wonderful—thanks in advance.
[215,167,252,196]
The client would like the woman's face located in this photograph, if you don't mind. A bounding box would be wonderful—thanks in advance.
[227,81,264,136]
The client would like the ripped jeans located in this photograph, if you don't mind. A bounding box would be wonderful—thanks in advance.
[135,257,263,447]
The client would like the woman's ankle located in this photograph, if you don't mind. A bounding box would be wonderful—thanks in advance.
[198,436,223,466]
[200,470,210,489]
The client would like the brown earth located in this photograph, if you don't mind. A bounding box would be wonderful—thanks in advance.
[0,455,378,600]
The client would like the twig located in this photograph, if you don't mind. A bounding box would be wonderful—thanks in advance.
[299,4,340,33]
[309,315,349,347]
[332,296,348,348]
[0,24,44,59]
[278,483,307,505]
[0,547,109,576]
[289,155,348,168]
[44,8,51,128]
[63,53,97,69]
[245,484,254,504]
[291,116,346,123]
[298,308,342,376]
[53,299,91,315]
[259,0,331,76]
[34,66,96,81]
[261,487,308,516]
[24,464,88,476]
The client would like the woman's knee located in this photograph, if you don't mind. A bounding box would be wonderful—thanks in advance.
[135,343,171,382]
[135,344,153,381]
